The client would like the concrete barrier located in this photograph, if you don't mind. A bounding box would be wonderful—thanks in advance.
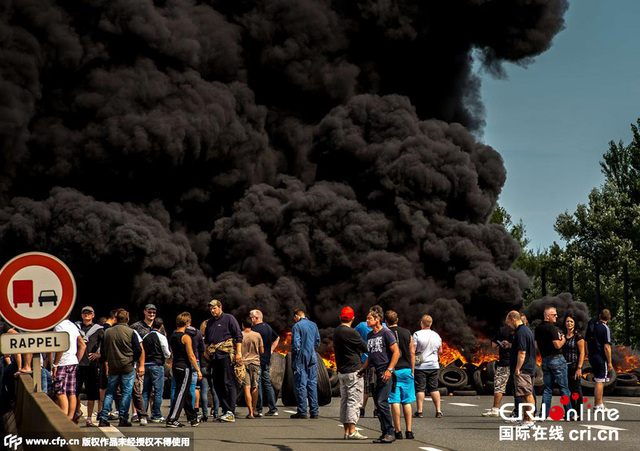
[14,373,107,451]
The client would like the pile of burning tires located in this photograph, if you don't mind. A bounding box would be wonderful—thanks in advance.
[442,359,640,397]
[268,354,640,401]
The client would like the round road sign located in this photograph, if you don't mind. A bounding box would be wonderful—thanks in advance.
[0,252,76,332]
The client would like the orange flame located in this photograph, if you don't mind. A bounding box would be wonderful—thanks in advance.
[615,346,640,373]
[274,331,337,369]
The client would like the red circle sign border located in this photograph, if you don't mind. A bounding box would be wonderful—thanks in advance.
[0,252,76,331]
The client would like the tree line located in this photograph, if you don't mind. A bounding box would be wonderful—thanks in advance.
[492,118,640,348]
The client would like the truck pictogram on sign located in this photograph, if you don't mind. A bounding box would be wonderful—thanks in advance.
[12,280,34,308]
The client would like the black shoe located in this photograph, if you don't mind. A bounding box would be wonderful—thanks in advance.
[98,419,110,427]
[394,431,403,440]
[166,420,185,428]
[413,411,423,418]
[310,414,318,419]
[265,410,279,416]
[405,431,415,440]
[190,419,200,427]
[373,409,378,417]
[202,416,208,422]
[360,408,365,417]
[118,420,132,427]
[373,434,395,443]
[290,413,308,419]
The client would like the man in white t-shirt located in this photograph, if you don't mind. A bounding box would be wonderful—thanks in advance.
[412,315,443,418]
[53,317,87,420]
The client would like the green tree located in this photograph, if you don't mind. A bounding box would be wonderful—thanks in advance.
[552,119,640,347]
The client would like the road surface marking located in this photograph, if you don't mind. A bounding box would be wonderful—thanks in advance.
[336,423,362,431]
[419,447,445,451]
[449,403,478,407]
[607,401,640,408]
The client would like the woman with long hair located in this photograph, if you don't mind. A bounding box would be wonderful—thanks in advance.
[562,314,585,420]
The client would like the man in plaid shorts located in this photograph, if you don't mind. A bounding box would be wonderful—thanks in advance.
[53,316,87,420]
[482,321,514,417]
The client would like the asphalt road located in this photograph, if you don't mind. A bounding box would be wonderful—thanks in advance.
[106,395,640,451]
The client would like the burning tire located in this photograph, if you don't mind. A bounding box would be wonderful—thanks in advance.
[438,367,468,390]
[473,369,493,394]
[615,372,638,387]
[461,363,478,382]
[611,386,640,397]
[270,353,286,398]
[280,353,332,406]
[316,352,332,406]
[281,354,296,406]
[485,361,496,380]
[328,368,340,397]
[453,390,477,396]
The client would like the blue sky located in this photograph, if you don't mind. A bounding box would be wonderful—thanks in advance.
[478,0,640,251]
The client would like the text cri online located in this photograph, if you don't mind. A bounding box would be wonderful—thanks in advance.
[569,429,619,441]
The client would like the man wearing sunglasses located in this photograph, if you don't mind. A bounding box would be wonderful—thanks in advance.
[535,306,571,420]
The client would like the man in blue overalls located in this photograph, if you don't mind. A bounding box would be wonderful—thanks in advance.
[290,308,321,419]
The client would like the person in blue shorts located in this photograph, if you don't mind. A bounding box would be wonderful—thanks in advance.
[385,310,415,440]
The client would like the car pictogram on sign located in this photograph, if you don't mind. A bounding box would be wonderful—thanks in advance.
[38,290,58,307]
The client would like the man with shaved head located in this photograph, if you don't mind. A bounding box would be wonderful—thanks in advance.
[535,306,570,420]
[250,309,280,416]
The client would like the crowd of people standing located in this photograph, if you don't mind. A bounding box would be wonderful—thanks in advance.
[0,300,616,441]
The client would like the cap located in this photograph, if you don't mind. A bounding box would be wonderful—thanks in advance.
[81,306,94,313]
[209,299,221,307]
[144,304,157,311]
[340,306,355,322]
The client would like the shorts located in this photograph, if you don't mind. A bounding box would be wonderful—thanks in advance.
[514,373,533,397]
[494,365,510,394]
[242,363,260,388]
[590,355,610,383]
[76,365,100,400]
[54,364,78,396]
[415,369,439,393]
[388,368,416,404]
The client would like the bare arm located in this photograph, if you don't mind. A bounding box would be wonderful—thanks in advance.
[409,339,416,375]
[76,335,86,362]
[271,336,280,353]
[604,343,613,372]
[575,338,585,379]
[515,350,526,374]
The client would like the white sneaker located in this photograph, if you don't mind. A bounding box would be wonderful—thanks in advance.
[347,431,368,440]
[482,409,500,417]
[519,422,536,429]
[140,417,148,426]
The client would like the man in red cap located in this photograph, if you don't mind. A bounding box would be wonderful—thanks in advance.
[333,306,368,440]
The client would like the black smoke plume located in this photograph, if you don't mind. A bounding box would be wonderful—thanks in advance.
[0,0,569,348]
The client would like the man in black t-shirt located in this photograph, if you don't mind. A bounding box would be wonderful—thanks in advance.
[360,309,400,443]
[585,309,614,410]
[333,306,368,440]
[535,306,571,419]
[506,311,536,427]
[482,322,514,417]
[385,310,416,440]
[250,309,280,416]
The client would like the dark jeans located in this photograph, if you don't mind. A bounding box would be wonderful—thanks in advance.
[210,357,236,414]
[542,356,571,418]
[566,362,583,417]
[142,365,165,420]
[257,362,278,414]
[373,368,394,436]
[199,372,220,418]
